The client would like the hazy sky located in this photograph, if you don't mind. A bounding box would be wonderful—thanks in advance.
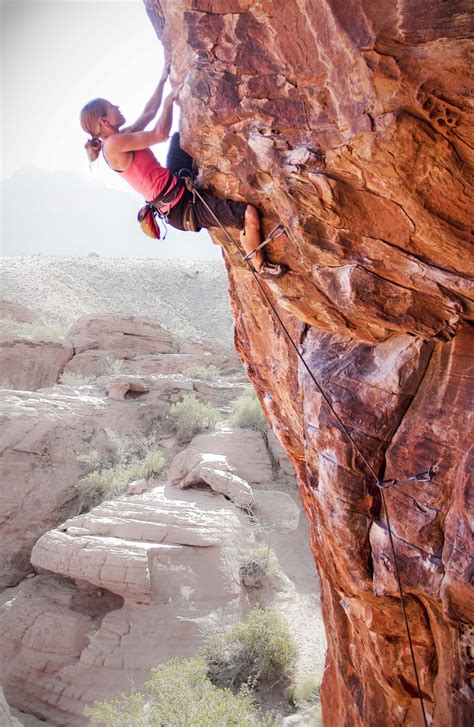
[1,0,175,194]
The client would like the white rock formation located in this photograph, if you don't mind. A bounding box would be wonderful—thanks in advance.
[0,376,186,589]
[189,428,273,484]
[0,485,250,725]
[169,448,255,509]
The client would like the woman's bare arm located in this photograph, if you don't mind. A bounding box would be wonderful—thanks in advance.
[122,63,171,133]
[106,90,177,153]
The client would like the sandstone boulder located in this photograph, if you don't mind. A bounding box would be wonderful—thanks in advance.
[66,314,175,354]
[0,375,193,589]
[0,338,73,391]
[170,448,255,509]
[104,376,149,400]
[189,429,273,484]
[1,486,249,725]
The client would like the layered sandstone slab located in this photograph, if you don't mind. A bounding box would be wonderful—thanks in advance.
[0,486,248,725]
[146,2,473,725]
[0,373,196,589]
[66,314,175,355]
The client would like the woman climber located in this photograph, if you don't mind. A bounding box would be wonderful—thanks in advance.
[79,68,287,279]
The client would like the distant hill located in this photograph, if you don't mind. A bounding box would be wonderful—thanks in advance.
[0,166,222,260]
[0,255,234,346]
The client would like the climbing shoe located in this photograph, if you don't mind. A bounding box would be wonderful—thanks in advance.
[258,261,289,279]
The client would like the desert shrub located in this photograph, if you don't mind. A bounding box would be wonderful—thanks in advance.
[59,372,96,386]
[134,450,166,479]
[0,316,65,340]
[77,463,138,511]
[84,657,275,727]
[287,671,322,708]
[76,425,166,511]
[183,364,220,380]
[169,393,220,443]
[239,545,277,588]
[232,388,267,432]
[78,427,162,473]
[200,605,297,689]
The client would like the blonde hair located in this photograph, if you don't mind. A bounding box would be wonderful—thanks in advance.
[80,98,109,162]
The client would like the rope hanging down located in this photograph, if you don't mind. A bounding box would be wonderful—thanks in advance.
[183,179,434,726]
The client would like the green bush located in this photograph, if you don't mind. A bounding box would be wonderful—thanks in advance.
[200,605,297,689]
[76,448,165,512]
[84,657,275,727]
[232,388,267,432]
[134,450,166,479]
[77,463,137,511]
[169,393,220,443]
[0,316,65,340]
[183,364,220,380]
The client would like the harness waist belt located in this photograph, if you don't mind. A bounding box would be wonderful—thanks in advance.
[147,174,184,209]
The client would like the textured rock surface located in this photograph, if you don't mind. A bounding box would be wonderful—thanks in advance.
[1,486,249,725]
[0,338,73,391]
[147,3,473,725]
[0,374,198,590]
[170,446,255,508]
[190,428,274,483]
[66,314,175,355]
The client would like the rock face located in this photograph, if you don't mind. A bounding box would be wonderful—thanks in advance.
[147,3,473,725]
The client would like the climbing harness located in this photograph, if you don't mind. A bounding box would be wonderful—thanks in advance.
[182,175,432,725]
[137,171,187,239]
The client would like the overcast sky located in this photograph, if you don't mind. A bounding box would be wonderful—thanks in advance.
[1,0,174,194]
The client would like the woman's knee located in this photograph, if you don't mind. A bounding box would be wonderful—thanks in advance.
[244,204,260,229]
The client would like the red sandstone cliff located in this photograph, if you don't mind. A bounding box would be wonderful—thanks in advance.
[145,2,472,725]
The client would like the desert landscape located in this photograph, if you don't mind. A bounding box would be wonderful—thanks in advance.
[1,0,472,725]
[0,259,325,726]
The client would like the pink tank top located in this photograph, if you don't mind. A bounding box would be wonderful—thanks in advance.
[110,148,184,207]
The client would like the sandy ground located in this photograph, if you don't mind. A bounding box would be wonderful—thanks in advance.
[1,256,234,347]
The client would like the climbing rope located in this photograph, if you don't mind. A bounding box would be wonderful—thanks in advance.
[188,181,433,725]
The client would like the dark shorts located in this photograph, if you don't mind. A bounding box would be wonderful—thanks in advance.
[166,189,247,232]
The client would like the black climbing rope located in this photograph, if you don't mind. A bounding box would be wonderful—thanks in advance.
[188,180,433,725]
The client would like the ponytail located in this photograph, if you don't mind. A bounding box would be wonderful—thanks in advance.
[79,97,109,163]
[84,136,102,162]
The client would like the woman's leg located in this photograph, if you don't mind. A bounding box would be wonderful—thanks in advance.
[166,132,194,175]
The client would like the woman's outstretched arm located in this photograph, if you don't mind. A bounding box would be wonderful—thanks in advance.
[106,88,179,153]
[122,63,171,133]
